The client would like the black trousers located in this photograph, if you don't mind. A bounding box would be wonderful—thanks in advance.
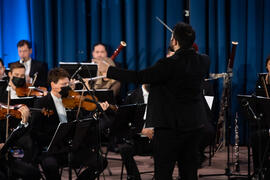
[251,129,270,179]
[41,148,107,180]
[153,128,202,180]
[119,136,153,180]
[0,157,41,180]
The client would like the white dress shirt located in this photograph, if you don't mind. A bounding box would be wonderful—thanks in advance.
[51,92,68,123]
[20,58,32,77]
[142,86,149,120]
[141,86,153,137]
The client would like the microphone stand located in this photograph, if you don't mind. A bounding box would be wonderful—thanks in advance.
[71,65,83,79]
[76,74,105,180]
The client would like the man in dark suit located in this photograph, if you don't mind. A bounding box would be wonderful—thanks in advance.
[96,22,210,180]
[0,62,34,163]
[116,84,153,180]
[9,40,48,87]
[31,67,108,180]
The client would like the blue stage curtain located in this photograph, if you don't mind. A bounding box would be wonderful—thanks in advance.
[0,0,270,143]
[190,0,270,144]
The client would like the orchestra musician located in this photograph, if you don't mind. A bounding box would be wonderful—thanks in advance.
[252,55,270,179]
[116,84,153,180]
[9,40,48,87]
[0,105,41,180]
[0,62,35,162]
[256,55,270,96]
[96,22,210,180]
[30,67,108,180]
[91,43,121,97]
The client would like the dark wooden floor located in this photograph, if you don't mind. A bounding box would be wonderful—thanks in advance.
[61,146,252,180]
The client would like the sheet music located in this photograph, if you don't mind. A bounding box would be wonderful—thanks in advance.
[204,96,214,109]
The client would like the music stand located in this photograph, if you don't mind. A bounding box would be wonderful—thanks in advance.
[10,97,35,107]
[238,95,270,179]
[59,62,97,78]
[47,119,92,180]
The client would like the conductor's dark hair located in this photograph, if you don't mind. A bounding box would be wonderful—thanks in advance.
[265,55,270,72]
[92,43,108,53]
[17,40,32,49]
[48,67,70,84]
[173,22,195,49]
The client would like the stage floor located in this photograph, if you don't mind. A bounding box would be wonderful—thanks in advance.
[61,146,252,180]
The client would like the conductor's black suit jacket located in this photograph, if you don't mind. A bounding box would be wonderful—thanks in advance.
[107,48,210,132]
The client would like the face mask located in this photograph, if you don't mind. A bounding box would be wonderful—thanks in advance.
[12,77,25,87]
[59,86,71,98]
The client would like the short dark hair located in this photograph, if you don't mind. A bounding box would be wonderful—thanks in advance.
[48,67,70,84]
[17,40,32,49]
[0,58,4,67]
[92,43,108,52]
[173,22,195,49]
[10,62,25,73]
[265,55,270,71]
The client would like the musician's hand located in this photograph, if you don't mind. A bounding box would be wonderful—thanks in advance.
[141,128,154,139]
[0,143,4,150]
[18,105,30,124]
[26,75,32,84]
[93,58,110,77]
[99,101,110,111]
[43,90,48,96]
[70,79,76,90]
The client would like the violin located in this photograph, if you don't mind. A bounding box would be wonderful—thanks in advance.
[15,83,47,97]
[0,103,54,119]
[62,90,118,112]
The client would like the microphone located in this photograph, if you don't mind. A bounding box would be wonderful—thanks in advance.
[76,74,84,84]
[71,65,83,79]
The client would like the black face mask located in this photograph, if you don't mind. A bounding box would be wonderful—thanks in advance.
[59,86,71,98]
[12,77,25,87]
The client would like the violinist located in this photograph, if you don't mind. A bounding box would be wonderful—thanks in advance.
[0,62,27,102]
[0,61,36,163]
[31,67,108,180]
[8,40,48,87]
[0,105,41,180]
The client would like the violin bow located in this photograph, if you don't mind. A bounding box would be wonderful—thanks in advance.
[27,72,38,97]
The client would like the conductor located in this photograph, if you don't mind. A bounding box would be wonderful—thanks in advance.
[95,22,210,180]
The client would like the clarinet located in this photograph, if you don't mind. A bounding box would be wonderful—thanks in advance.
[234,112,240,172]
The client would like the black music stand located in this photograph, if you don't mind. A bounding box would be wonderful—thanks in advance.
[47,119,92,180]
[10,97,35,107]
[116,103,147,137]
[59,62,97,78]
[238,95,270,179]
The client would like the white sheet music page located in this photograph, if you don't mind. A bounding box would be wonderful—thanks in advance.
[204,96,214,109]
